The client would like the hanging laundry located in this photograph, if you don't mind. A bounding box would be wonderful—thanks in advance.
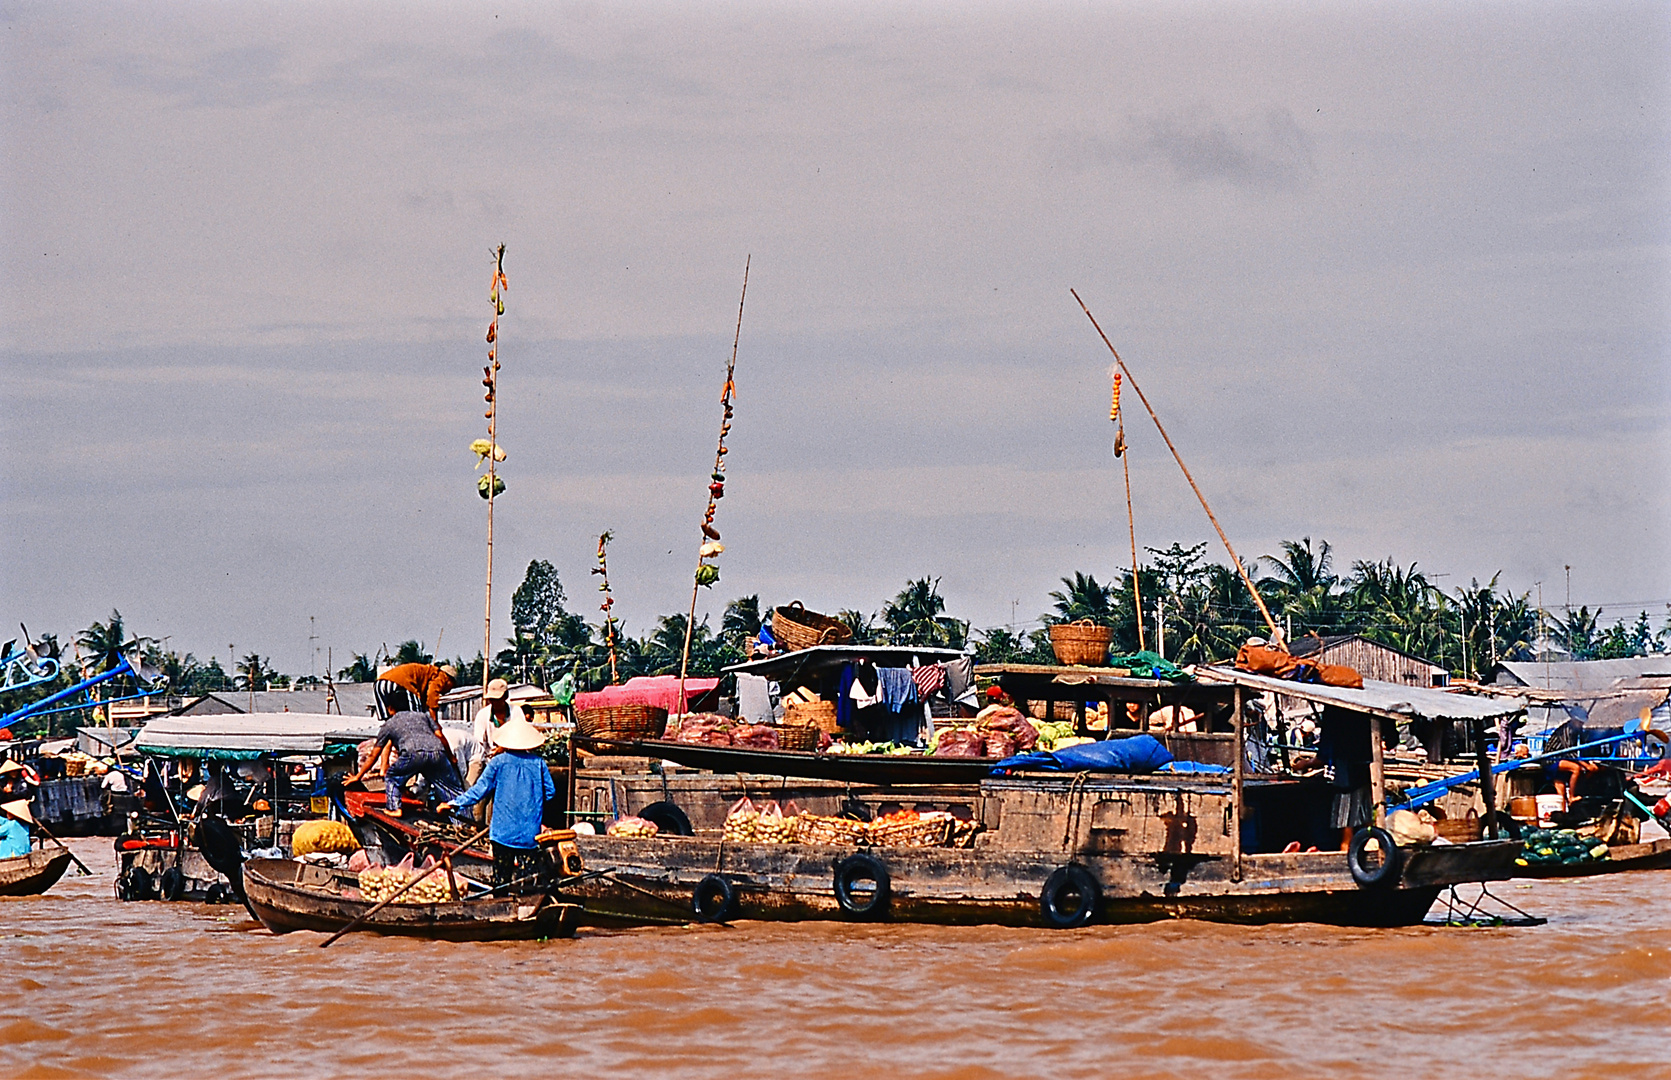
[876,668,919,712]
[942,656,977,707]
[910,663,946,697]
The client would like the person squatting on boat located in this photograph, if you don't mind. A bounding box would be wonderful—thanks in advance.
[0,797,31,858]
[375,662,457,720]
[346,709,464,818]
[437,714,552,890]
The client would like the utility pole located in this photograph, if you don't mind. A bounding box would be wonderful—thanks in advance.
[1536,581,1549,689]
[1154,598,1165,661]
[229,644,235,693]
[308,616,318,681]
[1564,565,1571,616]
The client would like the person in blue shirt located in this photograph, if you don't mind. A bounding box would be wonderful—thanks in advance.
[0,799,34,859]
[437,715,553,890]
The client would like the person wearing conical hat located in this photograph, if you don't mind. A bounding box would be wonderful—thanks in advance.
[437,714,552,889]
[0,798,33,859]
[0,758,29,801]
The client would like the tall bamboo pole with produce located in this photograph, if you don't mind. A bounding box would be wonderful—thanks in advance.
[593,531,621,685]
[478,246,510,696]
[1072,289,1284,647]
[678,257,750,715]
[1111,370,1144,652]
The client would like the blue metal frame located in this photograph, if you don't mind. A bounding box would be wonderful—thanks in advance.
[0,656,158,733]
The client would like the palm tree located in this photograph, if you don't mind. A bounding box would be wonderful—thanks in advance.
[236,653,275,691]
[393,640,432,665]
[882,577,967,648]
[1261,537,1342,636]
[337,653,377,683]
[837,610,880,646]
[722,595,763,649]
[1552,605,1602,661]
[1046,572,1116,626]
[76,609,154,699]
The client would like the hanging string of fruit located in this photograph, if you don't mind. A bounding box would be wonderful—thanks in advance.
[478,244,508,691]
[592,531,621,685]
[678,257,751,699]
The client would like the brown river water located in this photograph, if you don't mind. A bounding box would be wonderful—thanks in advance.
[2,839,1667,1079]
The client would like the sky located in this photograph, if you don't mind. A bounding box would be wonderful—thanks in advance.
[2,1,1668,677]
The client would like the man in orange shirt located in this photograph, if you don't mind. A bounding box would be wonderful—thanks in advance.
[375,663,456,720]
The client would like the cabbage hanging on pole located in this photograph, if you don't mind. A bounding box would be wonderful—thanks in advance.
[678,256,750,713]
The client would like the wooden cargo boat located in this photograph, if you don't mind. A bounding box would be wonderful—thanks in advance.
[0,848,73,896]
[1512,836,1671,878]
[242,857,580,941]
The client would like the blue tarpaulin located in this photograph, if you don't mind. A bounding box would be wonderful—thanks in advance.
[992,734,1175,774]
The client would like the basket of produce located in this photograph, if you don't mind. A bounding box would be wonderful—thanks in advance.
[785,699,841,734]
[1048,619,1113,666]
[357,861,452,904]
[772,602,853,652]
[797,814,870,846]
[776,724,821,752]
[575,704,668,741]
[868,810,954,848]
[1026,700,1081,721]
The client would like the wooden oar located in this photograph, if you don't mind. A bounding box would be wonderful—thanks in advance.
[31,818,93,877]
[319,824,490,948]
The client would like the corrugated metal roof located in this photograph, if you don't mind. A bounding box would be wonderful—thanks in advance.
[135,713,380,756]
[1493,657,1671,692]
[1198,665,1525,722]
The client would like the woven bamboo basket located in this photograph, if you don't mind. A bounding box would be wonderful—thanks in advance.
[776,724,821,752]
[772,602,853,652]
[785,699,841,734]
[575,704,668,741]
[1048,619,1113,666]
[1432,810,1482,844]
[1026,700,1080,721]
[868,814,954,848]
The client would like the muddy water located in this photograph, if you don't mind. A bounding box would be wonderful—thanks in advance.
[2,840,1668,1080]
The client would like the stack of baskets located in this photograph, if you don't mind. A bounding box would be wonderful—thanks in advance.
[1048,619,1113,666]
[574,704,669,741]
[772,602,853,652]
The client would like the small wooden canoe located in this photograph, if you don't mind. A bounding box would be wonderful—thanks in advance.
[242,858,579,941]
[0,848,73,897]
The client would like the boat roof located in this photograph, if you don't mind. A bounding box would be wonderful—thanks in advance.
[1197,666,1526,723]
[977,663,1235,705]
[135,713,380,759]
[725,644,968,679]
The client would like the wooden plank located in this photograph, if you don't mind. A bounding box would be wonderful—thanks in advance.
[1231,685,1243,882]
[1369,713,1387,827]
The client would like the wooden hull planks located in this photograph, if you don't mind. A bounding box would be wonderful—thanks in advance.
[0,849,73,897]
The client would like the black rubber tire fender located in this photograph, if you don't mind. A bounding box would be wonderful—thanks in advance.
[159,865,185,902]
[1039,865,1101,929]
[1348,825,1404,889]
[833,853,891,919]
[638,801,694,837]
[692,874,736,922]
[118,865,154,902]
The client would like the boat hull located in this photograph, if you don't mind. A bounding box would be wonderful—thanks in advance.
[569,836,1519,928]
[242,858,578,941]
[0,849,73,896]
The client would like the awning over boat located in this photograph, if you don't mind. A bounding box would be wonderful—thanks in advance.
[134,713,380,759]
[1197,666,1526,724]
[572,676,720,715]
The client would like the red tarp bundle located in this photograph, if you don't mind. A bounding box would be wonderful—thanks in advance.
[573,675,721,714]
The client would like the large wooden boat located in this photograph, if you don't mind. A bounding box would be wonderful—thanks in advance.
[0,848,73,896]
[242,857,580,941]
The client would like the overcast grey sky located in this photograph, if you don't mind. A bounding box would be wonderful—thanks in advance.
[3,1,1668,675]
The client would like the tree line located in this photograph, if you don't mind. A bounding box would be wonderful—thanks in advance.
[10,539,1664,735]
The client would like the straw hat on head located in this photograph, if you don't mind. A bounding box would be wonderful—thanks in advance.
[0,760,24,776]
[494,714,544,752]
[2,798,33,825]
[440,664,458,679]
[483,678,510,702]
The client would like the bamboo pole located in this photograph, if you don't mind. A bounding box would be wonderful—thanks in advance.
[1112,373,1144,652]
[483,245,507,695]
[1072,290,1284,646]
[678,257,750,713]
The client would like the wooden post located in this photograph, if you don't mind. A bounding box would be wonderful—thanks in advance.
[1231,685,1244,882]
[1369,714,1387,827]
[1474,719,1498,840]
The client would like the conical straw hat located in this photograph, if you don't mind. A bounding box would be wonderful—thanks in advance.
[494,715,544,751]
[1,799,34,825]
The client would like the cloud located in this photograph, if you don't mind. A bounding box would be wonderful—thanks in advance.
[1064,106,1318,191]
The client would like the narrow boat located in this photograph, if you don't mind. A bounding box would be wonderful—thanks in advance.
[1512,836,1671,879]
[0,848,74,897]
[241,857,580,941]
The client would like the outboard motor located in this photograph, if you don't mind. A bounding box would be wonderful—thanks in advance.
[195,816,255,918]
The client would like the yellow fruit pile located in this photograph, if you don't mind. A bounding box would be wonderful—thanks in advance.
[357,865,451,904]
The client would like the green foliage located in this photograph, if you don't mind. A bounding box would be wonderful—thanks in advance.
[837,609,880,646]
[337,653,377,683]
[1046,572,1117,627]
[882,577,968,648]
[511,560,566,643]
[393,640,432,665]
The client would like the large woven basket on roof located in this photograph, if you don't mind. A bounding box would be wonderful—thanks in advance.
[575,704,668,741]
[772,602,853,652]
[784,699,840,734]
[1048,619,1113,666]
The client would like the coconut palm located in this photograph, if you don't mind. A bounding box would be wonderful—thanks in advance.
[1046,572,1116,627]
[882,577,967,648]
[1261,537,1343,636]
[1551,605,1602,661]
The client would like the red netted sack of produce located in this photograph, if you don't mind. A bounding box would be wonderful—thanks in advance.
[934,729,987,758]
[983,732,1018,759]
[732,724,781,750]
[978,707,1038,750]
[675,714,731,745]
